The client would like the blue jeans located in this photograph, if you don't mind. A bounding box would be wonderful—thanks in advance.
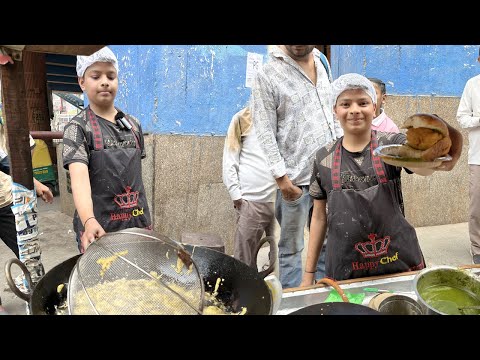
[275,186,312,288]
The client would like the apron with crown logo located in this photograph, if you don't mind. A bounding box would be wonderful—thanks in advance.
[325,131,425,281]
[73,107,151,236]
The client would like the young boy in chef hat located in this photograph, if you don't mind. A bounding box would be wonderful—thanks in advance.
[63,46,152,253]
[300,73,462,285]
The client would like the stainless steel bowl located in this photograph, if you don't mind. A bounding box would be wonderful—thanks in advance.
[413,266,480,315]
[377,294,423,315]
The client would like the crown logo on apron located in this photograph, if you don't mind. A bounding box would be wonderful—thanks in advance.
[355,233,391,258]
[114,186,139,209]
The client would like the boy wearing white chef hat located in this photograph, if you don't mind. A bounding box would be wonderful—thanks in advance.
[300,73,462,285]
[63,46,152,253]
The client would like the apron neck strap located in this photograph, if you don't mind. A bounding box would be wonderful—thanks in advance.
[87,107,103,151]
[87,107,140,150]
[370,130,388,184]
[332,130,388,191]
[332,140,343,190]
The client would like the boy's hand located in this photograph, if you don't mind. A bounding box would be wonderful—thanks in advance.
[80,219,106,253]
[300,272,316,287]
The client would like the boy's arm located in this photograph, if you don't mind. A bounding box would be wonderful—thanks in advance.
[68,162,105,252]
[300,199,328,287]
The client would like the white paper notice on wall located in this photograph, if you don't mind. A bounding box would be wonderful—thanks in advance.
[245,52,264,88]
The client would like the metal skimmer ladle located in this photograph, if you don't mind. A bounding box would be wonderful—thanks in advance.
[68,228,205,315]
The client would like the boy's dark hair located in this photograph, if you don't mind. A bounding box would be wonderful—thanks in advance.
[367,77,386,95]
[478,47,480,56]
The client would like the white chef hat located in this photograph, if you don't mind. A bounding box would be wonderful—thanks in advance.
[332,73,377,107]
[76,46,119,77]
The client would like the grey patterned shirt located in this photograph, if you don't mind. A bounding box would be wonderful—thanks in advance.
[251,46,343,185]
[62,108,145,170]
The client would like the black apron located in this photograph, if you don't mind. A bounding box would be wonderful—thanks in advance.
[73,108,151,236]
[325,131,424,281]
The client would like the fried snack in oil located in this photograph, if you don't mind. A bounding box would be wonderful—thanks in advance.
[72,277,246,315]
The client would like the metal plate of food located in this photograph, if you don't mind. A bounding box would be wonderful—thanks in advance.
[374,144,452,168]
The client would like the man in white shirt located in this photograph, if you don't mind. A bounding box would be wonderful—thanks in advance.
[456,47,480,264]
[222,107,277,268]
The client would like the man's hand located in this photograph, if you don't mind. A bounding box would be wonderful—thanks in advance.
[276,175,303,202]
[34,179,53,204]
[80,218,106,253]
[233,199,243,209]
[281,185,303,201]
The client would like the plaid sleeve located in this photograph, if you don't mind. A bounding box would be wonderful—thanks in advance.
[309,155,327,200]
[62,119,89,169]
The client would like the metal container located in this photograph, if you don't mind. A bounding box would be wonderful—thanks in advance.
[377,294,423,315]
[413,266,480,315]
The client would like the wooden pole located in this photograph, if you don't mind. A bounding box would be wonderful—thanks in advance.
[1,58,34,189]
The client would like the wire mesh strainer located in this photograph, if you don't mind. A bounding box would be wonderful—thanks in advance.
[68,228,204,315]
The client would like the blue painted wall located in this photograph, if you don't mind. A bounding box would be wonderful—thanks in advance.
[84,45,479,135]
[107,45,268,136]
[331,45,480,97]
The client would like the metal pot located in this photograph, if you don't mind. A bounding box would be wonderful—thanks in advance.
[377,294,423,315]
[413,266,480,315]
[5,255,81,315]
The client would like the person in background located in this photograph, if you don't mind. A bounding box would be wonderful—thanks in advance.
[368,77,399,133]
[222,107,277,268]
[251,45,343,288]
[62,46,151,253]
[456,47,480,264]
[0,123,53,259]
[300,73,462,285]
